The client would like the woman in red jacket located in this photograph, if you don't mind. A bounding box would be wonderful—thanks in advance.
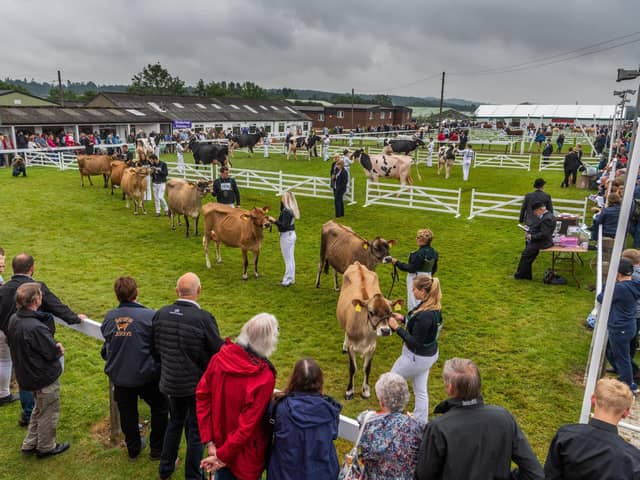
[197,313,279,480]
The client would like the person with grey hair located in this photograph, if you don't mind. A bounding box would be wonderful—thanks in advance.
[152,272,223,480]
[358,372,422,480]
[415,358,543,480]
[197,313,279,480]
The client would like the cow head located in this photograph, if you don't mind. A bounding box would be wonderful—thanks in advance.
[415,137,426,146]
[242,207,276,229]
[188,137,198,151]
[196,179,213,195]
[351,294,403,337]
[133,166,150,177]
[367,238,395,262]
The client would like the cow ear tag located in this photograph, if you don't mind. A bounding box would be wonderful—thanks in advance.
[355,304,362,312]
[363,244,368,250]
[394,304,402,312]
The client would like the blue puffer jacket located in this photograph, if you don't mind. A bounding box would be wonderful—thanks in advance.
[593,204,621,238]
[267,392,342,480]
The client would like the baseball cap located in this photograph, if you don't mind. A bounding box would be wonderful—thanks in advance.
[619,258,634,276]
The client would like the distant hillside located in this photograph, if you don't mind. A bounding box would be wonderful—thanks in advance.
[2,77,482,111]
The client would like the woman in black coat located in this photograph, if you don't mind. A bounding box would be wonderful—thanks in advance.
[331,158,348,218]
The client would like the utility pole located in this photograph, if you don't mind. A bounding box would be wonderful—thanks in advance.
[351,88,355,133]
[438,72,445,126]
[57,70,64,107]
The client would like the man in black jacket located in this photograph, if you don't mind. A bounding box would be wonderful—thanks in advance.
[519,178,554,227]
[150,154,170,217]
[561,147,583,188]
[6,283,70,458]
[212,167,240,207]
[544,377,640,479]
[0,253,86,426]
[101,276,168,461]
[152,272,223,480]
[514,202,556,280]
[415,358,543,480]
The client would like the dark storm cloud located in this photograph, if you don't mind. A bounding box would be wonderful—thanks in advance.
[2,0,639,103]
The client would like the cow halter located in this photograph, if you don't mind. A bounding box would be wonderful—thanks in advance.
[367,311,391,331]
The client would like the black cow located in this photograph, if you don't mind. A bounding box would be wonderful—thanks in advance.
[383,137,425,155]
[292,135,321,156]
[228,131,265,155]
[189,138,230,167]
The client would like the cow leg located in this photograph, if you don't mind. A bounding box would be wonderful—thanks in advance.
[213,235,222,264]
[342,333,348,354]
[242,250,249,281]
[141,199,147,215]
[315,260,324,288]
[170,212,177,231]
[184,216,190,238]
[87,175,94,187]
[203,233,212,269]
[333,269,340,292]
[361,349,375,399]
[345,349,356,400]
[102,174,109,188]
[194,214,200,237]
[253,250,260,279]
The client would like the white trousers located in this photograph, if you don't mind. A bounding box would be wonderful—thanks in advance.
[0,330,12,398]
[323,147,330,161]
[280,231,296,285]
[427,152,433,167]
[263,144,269,158]
[144,175,152,201]
[391,344,439,426]
[406,272,430,311]
[176,153,185,173]
[153,182,168,213]
[462,160,471,181]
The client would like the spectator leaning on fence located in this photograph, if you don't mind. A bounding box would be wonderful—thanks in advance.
[101,276,168,461]
[358,372,422,480]
[7,283,70,458]
[152,272,223,480]
[415,358,544,480]
[544,377,640,479]
[0,253,86,427]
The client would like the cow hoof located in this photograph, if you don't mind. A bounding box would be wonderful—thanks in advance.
[242,274,248,281]
[254,273,259,279]
[134,212,138,215]
[361,391,371,399]
[344,392,354,401]
[216,259,222,264]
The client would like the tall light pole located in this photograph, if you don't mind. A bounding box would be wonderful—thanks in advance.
[351,88,355,133]
[617,67,640,155]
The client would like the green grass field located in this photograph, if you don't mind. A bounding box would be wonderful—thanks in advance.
[0,147,595,479]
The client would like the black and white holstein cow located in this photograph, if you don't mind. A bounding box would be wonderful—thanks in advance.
[382,137,425,155]
[228,131,265,156]
[188,138,230,167]
[351,149,413,187]
[337,262,403,399]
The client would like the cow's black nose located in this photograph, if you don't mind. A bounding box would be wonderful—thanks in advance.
[380,327,391,336]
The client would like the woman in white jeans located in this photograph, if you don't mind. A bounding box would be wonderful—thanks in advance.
[388,275,442,426]
[275,191,300,287]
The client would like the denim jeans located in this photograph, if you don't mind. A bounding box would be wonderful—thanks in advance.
[20,390,34,419]
[607,327,636,387]
[158,395,203,480]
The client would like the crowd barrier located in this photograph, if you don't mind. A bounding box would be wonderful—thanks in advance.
[468,189,588,222]
[538,156,600,172]
[364,181,462,217]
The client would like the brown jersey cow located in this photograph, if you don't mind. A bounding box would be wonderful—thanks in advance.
[337,262,402,399]
[202,203,275,280]
[77,154,112,187]
[166,178,211,238]
[120,167,150,215]
[316,220,395,290]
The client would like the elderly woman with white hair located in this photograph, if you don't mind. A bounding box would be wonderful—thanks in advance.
[358,372,422,480]
[197,313,279,480]
[275,191,300,287]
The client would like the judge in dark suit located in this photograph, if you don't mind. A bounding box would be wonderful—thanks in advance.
[519,178,553,226]
[514,202,556,280]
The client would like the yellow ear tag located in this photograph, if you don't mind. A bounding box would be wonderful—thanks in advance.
[355,304,362,312]
[363,244,368,250]
[394,304,402,312]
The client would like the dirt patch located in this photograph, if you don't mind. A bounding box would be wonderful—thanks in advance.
[567,369,585,387]
[90,417,122,448]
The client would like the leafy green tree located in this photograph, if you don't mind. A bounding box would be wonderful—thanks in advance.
[194,79,207,96]
[128,63,186,95]
[0,80,29,94]
[372,94,393,106]
[332,93,366,104]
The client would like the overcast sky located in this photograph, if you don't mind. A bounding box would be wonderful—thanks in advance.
[4,0,640,104]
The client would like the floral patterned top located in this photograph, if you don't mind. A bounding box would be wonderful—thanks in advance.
[358,411,423,480]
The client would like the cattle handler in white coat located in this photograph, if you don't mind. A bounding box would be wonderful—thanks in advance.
[459,144,475,181]
[275,191,300,287]
[390,228,439,311]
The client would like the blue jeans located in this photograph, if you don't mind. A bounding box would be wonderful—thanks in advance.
[630,222,640,249]
[20,390,34,419]
[216,467,239,480]
[159,395,203,480]
[607,328,636,387]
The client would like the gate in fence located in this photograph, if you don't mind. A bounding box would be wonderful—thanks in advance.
[473,153,531,170]
[468,189,588,222]
[538,156,600,171]
[364,181,461,217]
[166,161,214,182]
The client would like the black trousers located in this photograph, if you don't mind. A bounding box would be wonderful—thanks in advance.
[515,244,541,279]
[334,189,345,217]
[561,168,578,187]
[113,381,168,458]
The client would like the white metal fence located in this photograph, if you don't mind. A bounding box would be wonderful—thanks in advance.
[538,156,600,171]
[473,153,531,170]
[468,189,588,221]
[364,181,462,217]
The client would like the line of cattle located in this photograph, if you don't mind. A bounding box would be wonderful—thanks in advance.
[73,141,408,399]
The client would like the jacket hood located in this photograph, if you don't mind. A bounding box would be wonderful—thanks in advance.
[280,393,342,429]
[620,278,640,298]
[215,339,275,377]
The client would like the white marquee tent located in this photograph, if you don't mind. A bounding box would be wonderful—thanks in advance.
[475,104,616,121]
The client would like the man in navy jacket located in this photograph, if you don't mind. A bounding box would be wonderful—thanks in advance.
[101,276,168,460]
